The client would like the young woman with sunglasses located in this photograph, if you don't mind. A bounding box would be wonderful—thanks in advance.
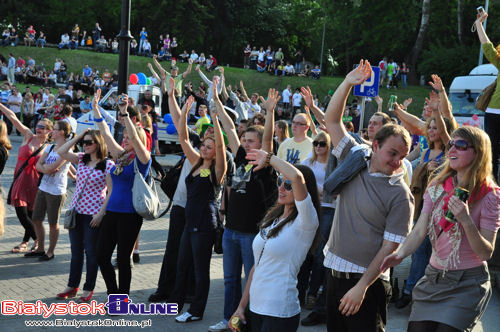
[28,121,73,261]
[170,81,227,323]
[55,129,114,302]
[381,126,500,332]
[91,89,151,295]
[0,103,53,254]
[297,131,333,308]
[229,151,320,331]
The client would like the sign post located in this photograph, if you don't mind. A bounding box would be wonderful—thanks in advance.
[354,66,380,133]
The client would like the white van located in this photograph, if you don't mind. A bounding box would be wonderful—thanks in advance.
[448,64,497,129]
[76,85,182,153]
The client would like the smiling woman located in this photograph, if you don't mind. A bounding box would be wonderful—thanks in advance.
[381,126,500,332]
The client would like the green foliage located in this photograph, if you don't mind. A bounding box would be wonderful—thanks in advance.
[418,43,478,87]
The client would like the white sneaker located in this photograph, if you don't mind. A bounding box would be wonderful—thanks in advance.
[208,320,229,331]
[175,311,201,323]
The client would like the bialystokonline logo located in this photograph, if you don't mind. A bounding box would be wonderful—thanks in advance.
[1,295,178,318]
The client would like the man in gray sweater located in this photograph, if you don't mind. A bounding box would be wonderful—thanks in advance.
[323,60,414,331]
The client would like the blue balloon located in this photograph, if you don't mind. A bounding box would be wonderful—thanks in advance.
[166,124,177,134]
[137,72,147,85]
[163,113,173,124]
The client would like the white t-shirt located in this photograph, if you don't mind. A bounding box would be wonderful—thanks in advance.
[292,92,302,107]
[250,194,318,318]
[285,65,294,73]
[247,101,261,119]
[282,89,291,103]
[8,92,22,114]
[257,51,266,62]
[301,158,335,209]
[38,145,71,196]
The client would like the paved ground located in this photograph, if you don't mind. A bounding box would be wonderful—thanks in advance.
[0,135,498,331]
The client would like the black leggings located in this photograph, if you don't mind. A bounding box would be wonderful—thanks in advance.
[408,321,460,332]
[15,206,36,242]
[96,211,143,295]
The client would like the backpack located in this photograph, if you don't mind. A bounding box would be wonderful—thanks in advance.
[158,155,186,217]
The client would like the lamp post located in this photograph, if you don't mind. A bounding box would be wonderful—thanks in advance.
[478,0,489,66]
[319,12,327,72]
[117,0,133,95]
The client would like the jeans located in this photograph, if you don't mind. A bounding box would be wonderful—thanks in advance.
[37,39,46,47]
[222,228,256,321]
[401,74,407,88]
[297,207,335,303]
[484,112,500,182]
[96,211,143,294]
[403,236,431,294]
[138,39,145,55]
[156,205,194,297]
[70,41,78,50]
[68,214,99,291]
[295,62,302,74]
[170,229,215,317]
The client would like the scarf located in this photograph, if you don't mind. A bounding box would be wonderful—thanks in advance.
[113,150,135,175]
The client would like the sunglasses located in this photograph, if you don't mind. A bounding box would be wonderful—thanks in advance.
[82,140,95,146]
[277,176,293,191]
[313,141,327,147]
[448,139,473,151]
[36,124,47,130]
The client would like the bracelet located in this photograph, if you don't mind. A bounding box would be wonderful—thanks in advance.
[94,117,104,123]
[264,152,273,167]
[120,113,129,117]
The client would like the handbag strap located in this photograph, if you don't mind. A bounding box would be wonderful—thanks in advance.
[12,142,47,183]
[74,168,96,205]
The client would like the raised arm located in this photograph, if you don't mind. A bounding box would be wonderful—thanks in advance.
[92,89,123,159]
[196,65,212,85]
[304,106,318,137]
[301,86,325,127]
[262,88,280,152]
[211,107,227,185]
[475,11,490,44]
[214,80,240,154]
[428,74,457,126]
[325,59,372,147]
[178,95,200,165]
[167,77,182,127]
[118,95,150,164]
[57,129,89,164]
[147,63,161,82]
[246,149,307,201]
[228,85,249,120]
[220,71,229,102]
[153,55,167,78]
[239,80,249,102]
[431,105,452,145]
[393,103,426,136]
[374,95,383,113]
[182,58,193,79]
[0,103,33,139]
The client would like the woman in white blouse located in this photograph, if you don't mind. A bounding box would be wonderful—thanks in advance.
[229,150,320,331]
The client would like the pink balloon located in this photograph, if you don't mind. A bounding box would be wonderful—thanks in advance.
[129,74,138,85]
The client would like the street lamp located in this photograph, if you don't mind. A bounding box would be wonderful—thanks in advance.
[117,0,133,95]
[319,12,327,72]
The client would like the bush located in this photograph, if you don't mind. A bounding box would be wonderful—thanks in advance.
[418,42,478,87]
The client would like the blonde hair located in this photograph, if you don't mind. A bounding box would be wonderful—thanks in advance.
[431,126,496,195]
[141,115,153,133]
[124,125,147,147]
[0,120,12,153]
[310,131,331,164]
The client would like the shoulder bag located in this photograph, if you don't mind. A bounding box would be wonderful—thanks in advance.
[64,168,95,229]
[132,158,161,220]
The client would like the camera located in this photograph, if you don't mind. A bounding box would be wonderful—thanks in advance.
[477,6,485,14]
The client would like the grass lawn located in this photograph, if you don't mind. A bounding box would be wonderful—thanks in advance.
[1,46,433,116]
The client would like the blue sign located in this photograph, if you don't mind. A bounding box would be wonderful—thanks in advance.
[353,66,380,97]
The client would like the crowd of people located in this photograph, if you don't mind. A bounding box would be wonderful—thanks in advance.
[0,9,499,332]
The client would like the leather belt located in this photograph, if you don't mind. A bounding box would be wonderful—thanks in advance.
[331,269,363,280]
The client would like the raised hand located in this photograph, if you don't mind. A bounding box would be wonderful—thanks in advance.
[477,10,488,23]
[92,89,102,109]
[429,74,444,92]
[426,91,439,111]
[182,95,194,115]
[188,58,193,64]
[118,94,129,112]
[403,97,413,109]
[374,95,383,106]
[245,149,268,171]
[262,88,281,112]
[195,64,200,72]
[218,66,224,74]
[345,59,372,86]
[227,84,232,92]
[300,86,314,108]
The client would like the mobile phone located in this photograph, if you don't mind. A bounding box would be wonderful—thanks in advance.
[477,6,485,14]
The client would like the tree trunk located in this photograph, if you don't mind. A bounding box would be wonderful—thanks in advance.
[407,0,431,85]
[458,0,463,44]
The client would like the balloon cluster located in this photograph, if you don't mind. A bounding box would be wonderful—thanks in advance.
[163,114,177,134]
[129,73,152,85]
